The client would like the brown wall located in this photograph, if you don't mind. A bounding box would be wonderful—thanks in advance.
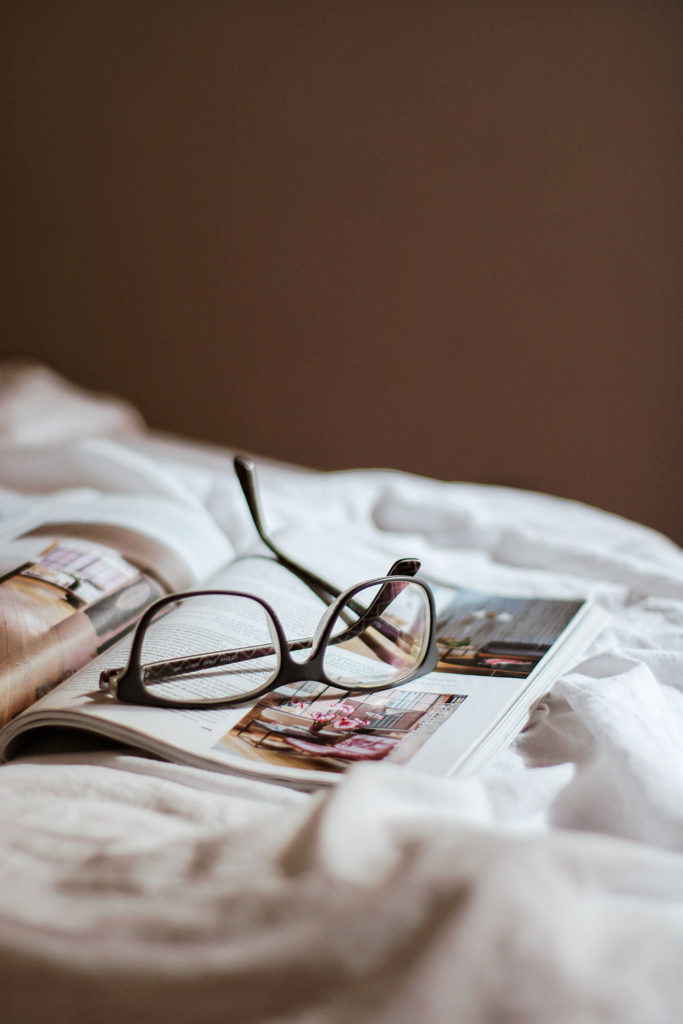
[2,2,681,543]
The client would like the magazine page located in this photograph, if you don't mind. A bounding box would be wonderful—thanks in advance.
[4,491,234,591]
[0,550,604,786]
[0,495,233,727]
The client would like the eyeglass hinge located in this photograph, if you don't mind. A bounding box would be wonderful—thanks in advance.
[99,667,125,692]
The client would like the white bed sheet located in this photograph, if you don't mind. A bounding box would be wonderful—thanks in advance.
[1,365,682,1023]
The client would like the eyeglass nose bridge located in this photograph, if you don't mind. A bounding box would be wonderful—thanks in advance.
[307,590,347,657]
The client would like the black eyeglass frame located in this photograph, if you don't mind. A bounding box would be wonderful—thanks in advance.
[99,573,439,710]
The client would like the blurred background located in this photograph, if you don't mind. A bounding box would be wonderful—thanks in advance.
[2,1,681,542]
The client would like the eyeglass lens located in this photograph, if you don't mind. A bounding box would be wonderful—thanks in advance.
[324,580,430,688]
[138,594,282,705]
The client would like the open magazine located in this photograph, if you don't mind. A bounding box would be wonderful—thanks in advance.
[0,484,607,788]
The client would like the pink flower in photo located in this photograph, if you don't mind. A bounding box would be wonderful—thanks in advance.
[333,715,371,731]
[311,707,337,724]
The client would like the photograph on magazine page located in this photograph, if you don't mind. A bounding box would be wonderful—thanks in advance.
[215,681,467,774]
[0,536,163,725]
[432,586,583,678]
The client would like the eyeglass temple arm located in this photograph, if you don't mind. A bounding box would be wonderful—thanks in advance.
[327,579,412,647]
[234,455,420,603]
[101,623,383,690]
[234,455,340,599]
[141,638,314,685]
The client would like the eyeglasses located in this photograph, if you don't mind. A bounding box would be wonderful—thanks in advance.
[99,457,439,709]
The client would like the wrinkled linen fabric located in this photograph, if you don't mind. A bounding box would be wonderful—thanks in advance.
[1,365,682,1024]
